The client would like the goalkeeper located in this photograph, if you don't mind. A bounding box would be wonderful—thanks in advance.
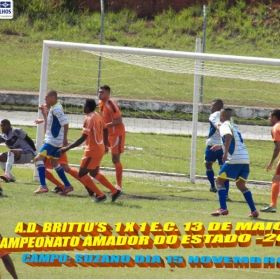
[0,119,36,194]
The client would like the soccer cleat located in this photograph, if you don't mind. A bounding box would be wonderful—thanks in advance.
[85,187,95,197]
[209,187,217,193]
[34,187,49,194]
[93,195,107,203]
[249,210,259,218]
[0,173,10,183]
[51,186,63,193]
[0,188,2,196]
[112,189,123,202]
[211,208,229,216]
[59,186,74,196]
[260,206,277,213]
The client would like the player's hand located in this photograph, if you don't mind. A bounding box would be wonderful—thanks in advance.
[58,147,68,154]
[222,153,229,163]
[63,139,68,147]
[266,162,273,172]
[105,146,109,154]
[210,145,222,151]
[34,119,44,124]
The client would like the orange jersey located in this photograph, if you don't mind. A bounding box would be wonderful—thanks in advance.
[82,112,106,156]
[98,98,125,135]
[271,122,280,142]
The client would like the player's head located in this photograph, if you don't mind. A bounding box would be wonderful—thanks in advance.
[211,99,223,113]
[84,99,97,114]
[0,119,11,134]
[98,85,111,101]
[45,90,58,106]
[220,107,233,122]
[269,109,280,126]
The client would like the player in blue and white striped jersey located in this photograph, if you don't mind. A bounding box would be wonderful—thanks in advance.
[205,99,230,199]
[210,107,259,218]
[34,90,73,195]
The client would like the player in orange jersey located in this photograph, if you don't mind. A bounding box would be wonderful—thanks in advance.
[260,109,280,213]
[98,85,126,191]
[0,234,18,279]
[59,99,122,203]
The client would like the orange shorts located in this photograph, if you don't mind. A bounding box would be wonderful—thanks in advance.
[80,152,104,170]
[45,153,68,169]
[108,133,125,154]
[0,251,10,258]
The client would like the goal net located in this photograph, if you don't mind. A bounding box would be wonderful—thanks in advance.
[37,40,280,189]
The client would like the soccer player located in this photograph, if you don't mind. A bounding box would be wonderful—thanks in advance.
[205,99,230,199]
[0,119,36,186]
[0,234,18,279]
[98,85,126,191]
[59,99,123,203]
[210,107,259,218]
[34,90,73,195]
[260,109,280,213]
[35,108,97,196]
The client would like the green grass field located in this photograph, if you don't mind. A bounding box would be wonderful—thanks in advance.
[0,124,279,279]
[0,166,278,279]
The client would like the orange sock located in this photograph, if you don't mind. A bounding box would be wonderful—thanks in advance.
[94,173,117,194]
[45,170,64,188]
[270,182,280,207]
[67,168,104,197]
[114,162,123,187]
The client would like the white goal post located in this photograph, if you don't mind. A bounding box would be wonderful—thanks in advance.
[35,39,280,183]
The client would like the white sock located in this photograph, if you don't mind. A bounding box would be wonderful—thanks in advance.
[6,152,15,177]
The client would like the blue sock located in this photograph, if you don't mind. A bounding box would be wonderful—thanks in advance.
[36,161,47,187]
[217,187,227,210]
[242,189,256,212]
[54,164,71,187]
[224,180,230,197]
[206,169,215,189]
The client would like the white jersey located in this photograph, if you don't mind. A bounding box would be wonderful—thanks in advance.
[44,102,69,147]
[206,111,222,146]
[220,120,250,164]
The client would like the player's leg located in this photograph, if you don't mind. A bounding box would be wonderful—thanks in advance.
[235,165,258,218]
[217,153,230,201]
[0,150,19,182]
[211,163,233,216]
[204,146,217,192]
[34,150,48,193]
[110,134,125,191]
[86,153,122,202]
[44,158,64,193]
[50,156,73,195]
[260,161,280,213]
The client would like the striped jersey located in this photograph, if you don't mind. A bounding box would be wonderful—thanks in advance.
[0,127,34,153]
[206,111,222,146]
[98,98,125,135]
[44,102,69,147]
[219,120,250,164]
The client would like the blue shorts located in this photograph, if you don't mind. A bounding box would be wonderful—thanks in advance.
[217,163,250,182]
[39,143,61,159]
[204,146,223,165]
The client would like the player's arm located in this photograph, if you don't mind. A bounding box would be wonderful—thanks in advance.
[222,134,232,162]
[1,254,18,279]
[63,123,69,146]
[267,141,280,171]
[24,135,36,151]
[59,134,87,154]
[103,127,109,153]
[106,115,123,127]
